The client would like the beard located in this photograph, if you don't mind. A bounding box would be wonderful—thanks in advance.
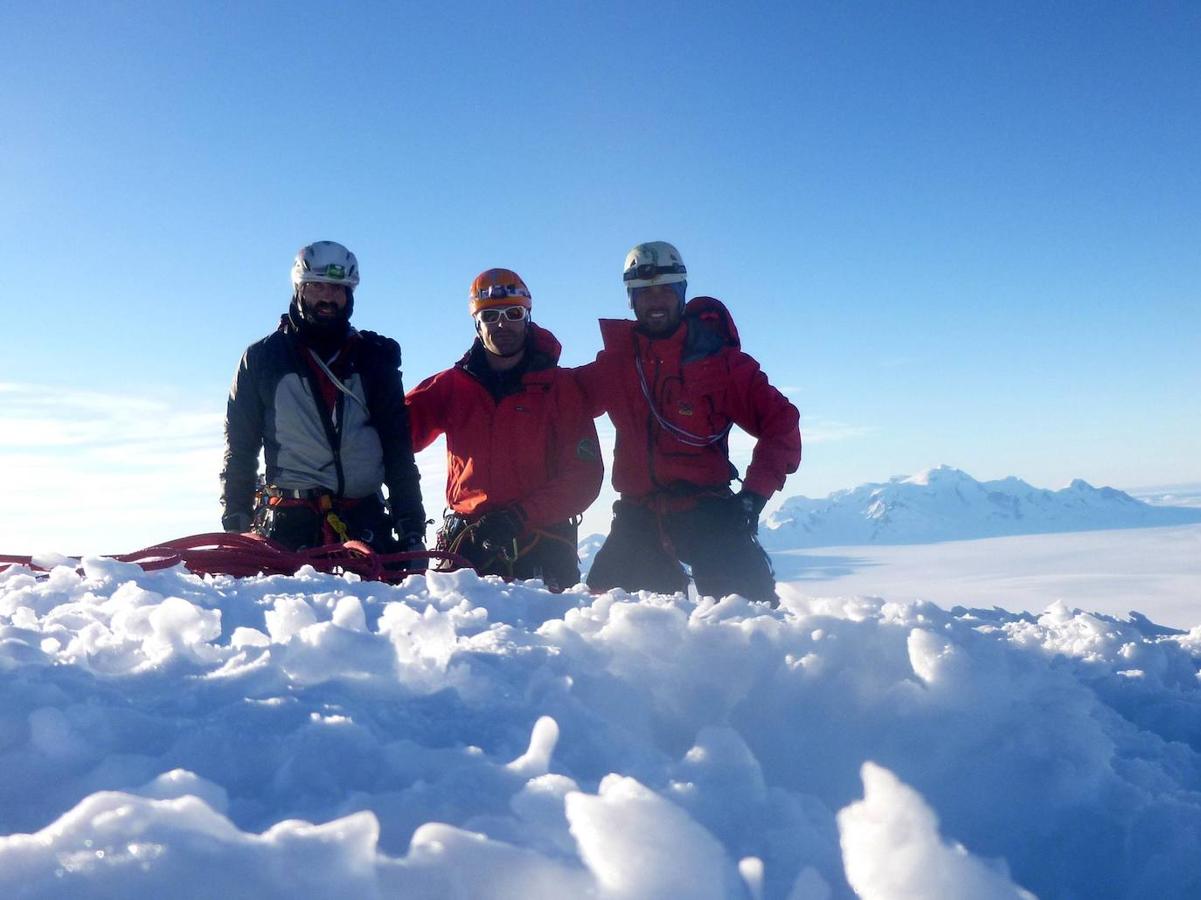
[289,298,351,355]
[485,331,526,357]
[635,309,682,337]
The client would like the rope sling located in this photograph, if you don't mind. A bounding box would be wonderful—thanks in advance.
[0,533,471,584]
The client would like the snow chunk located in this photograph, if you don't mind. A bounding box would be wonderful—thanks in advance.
[137,769,229,814]
[0,786,386,897]
[403,821,590,897]
[566,774,743,899]
[263,595,318,642]
[907,628,967,686]
[332,595,367,632]
[506,715,559,778]
[838,762,1036,899]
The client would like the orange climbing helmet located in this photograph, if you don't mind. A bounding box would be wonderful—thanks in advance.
[468,268,533,316]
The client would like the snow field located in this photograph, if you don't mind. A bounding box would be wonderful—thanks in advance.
[1,560,1199,898]
[771,524,1201,629]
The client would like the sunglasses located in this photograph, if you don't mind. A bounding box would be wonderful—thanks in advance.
[475,306,529,325]
[301,282,346,301]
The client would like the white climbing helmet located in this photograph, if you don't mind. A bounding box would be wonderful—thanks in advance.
[291,241,360,289]
[622,241,687,288]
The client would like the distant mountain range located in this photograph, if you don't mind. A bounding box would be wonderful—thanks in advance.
[759,466,1201,549]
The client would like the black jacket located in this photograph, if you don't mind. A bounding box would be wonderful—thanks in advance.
[220,319,425,531]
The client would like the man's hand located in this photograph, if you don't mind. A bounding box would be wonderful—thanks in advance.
[399,531,426,552]
[396,530,427,572]
[222,511,253,534]
[393,513,428,543]
[475,506,526,552]
[733,490,768,534]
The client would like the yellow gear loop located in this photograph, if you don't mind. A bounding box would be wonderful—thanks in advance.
[316,494,352,543]
[325,512,351,543]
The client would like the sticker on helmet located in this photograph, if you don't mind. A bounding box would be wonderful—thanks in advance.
[325,264,346,278]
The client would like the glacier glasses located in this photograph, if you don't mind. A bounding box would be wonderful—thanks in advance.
[475,306,530,325]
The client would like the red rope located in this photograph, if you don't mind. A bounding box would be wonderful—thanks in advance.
[0,533,471,584]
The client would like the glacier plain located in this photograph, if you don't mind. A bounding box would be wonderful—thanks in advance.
[775,524,1201,629]
[1,543,1200,899]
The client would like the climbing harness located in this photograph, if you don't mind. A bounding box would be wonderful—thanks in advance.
[436,512,580,580]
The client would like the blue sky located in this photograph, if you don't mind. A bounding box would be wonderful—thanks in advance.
[3,2,1199,552]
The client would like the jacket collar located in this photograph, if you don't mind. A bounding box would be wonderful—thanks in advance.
[599,318,686,356]
[455,321,562,374]
[278,312,358,360]
[599,297,739,362]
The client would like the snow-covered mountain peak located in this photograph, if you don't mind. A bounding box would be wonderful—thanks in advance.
[901,464,974,487]
[762,467,1201,549]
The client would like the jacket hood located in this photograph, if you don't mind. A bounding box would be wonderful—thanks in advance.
[684,296,740,349]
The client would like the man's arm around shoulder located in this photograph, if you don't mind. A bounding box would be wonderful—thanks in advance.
[569,355,611,419]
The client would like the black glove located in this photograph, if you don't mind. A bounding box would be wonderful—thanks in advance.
[474,506,527,552]
[222,511,253,534]
[398,531,426,552]
[733,490,768,534]
[393,513,428,544]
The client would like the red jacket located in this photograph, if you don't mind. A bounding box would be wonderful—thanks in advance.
[574,297,801,504]
[406,324,603,527]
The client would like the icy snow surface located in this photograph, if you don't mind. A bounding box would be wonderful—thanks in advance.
[772,524,1201,630]
[1,561,1200,898]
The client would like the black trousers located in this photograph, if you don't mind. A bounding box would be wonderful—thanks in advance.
[256,494,397,552]
[439,517,581,592]
[586,497,778,605]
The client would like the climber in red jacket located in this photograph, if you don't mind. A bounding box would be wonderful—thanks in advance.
[574,241,801,605]
[406,268,603,590]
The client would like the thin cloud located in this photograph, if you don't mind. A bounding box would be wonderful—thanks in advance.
[726,418,875,464]
[802,419,877,444]
[0,383,222,452]
[1,384,229,550]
